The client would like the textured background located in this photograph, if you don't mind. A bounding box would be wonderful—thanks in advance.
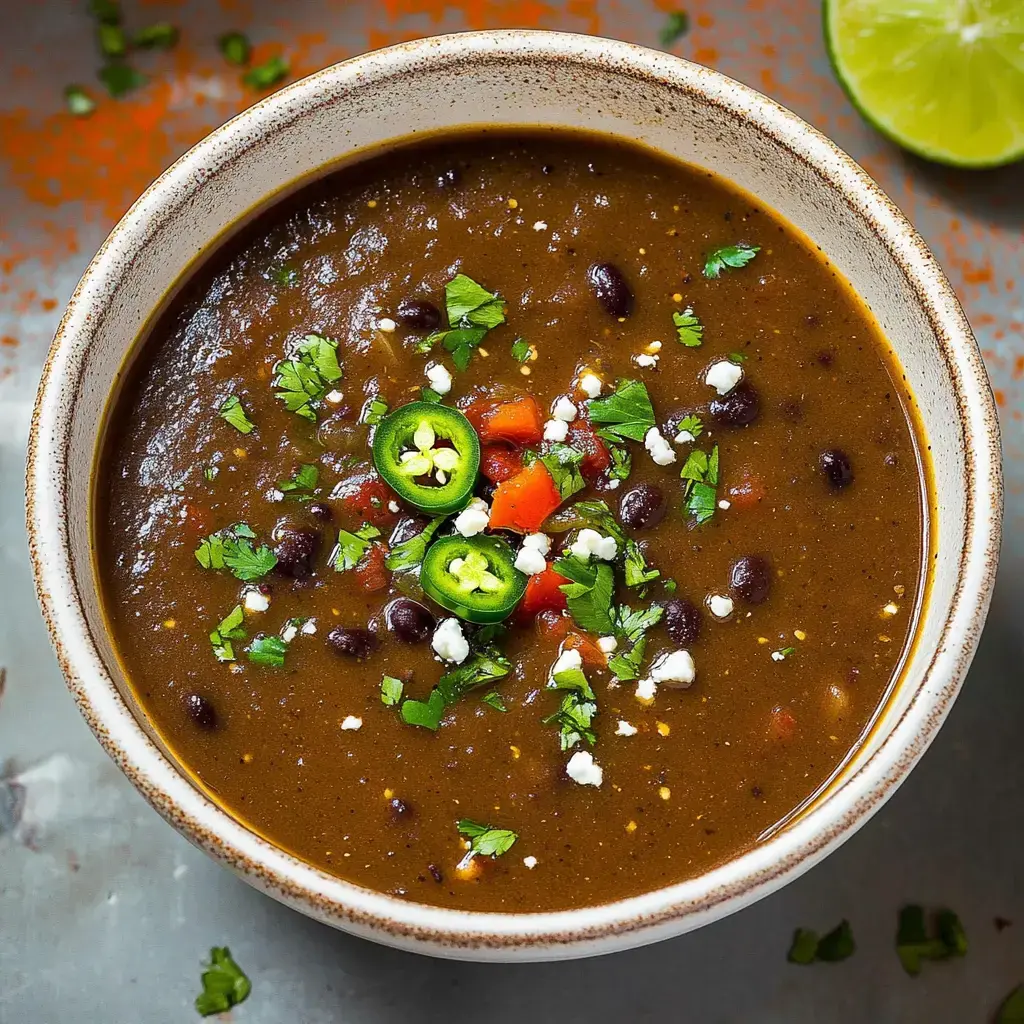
[1,2,1022,1021]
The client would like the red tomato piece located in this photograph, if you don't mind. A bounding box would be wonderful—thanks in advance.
[353,544,389,592]
[340,478,399,527]
[519,565,569,619]
[768,704,797,741]
[480,445,524,484]
[483,396,544,445]
[489,462,562,533]
[567,417,611,479]
[728,471,768,510]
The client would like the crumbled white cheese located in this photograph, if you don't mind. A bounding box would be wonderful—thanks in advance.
[635,353,659,368]
[426,362,452,395]
[549,647,583,684]
[552,396,578,422]
[532,221,548,232]
[615,720,638,737]
[718,499,731,510]
[647,340,663,353]
[523,855,539,868]
[579,372,603,398]
[635,677,658,704]
[606,478,620,489]
[454,497,490,538]
[648,649,696,687]
[300,618,317,635]
[707,593,734,619]
[522,532,552,555]
[705,360,743,395]
[325,390,344,404]
[566,750,603,787]
[771,650,787,662]
[543,418,569,442]
[388,500,400,513]
[514,545,547,576]
[340,715,363,731]
[570,528,618,561]
[674,430,696,444]
[377,317,397,333]
[243,589,270,613]
[597,635,618,654]
[432,618,469,664]
[267,488,285,503]
[281,623,299,643]
[644,426,676,466]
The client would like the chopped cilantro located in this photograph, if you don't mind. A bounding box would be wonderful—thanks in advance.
[399,651,511,731]
[98,23,127,58]
[481,691,507,712]
[896,905,967,976]
[729,351,748,363]
[269,264,298,287]
[442,327,490,371]
[473,623,508,645]
[537,443,586,500]
[278,463,319,497]
[247,634,288,668]
[97,62,147,98]
[272,333,342,422]
[380,675,404,707]
[608,635,648,682]
[552,555,615,635]
[89,0,120,25]
[659,10,690,46]
[218,394,255,434]
[420,386,443,404]
[609,445,632,480]
[672,307,704,348]
[624,539,659,587]
[998,986,1024,1024]
[662,578,678,594]
[203,465,218,482]
[195,946,251,1017]
[218,31,251,66]
[788,921,855,964]
[243,55,289,91]
[445,274,506,329]
[332,523,381,572]
[609,605,662,681]
[133,22,179,49]
[64,85,96,117]
[773,647,796,660]
[209,605,245,663]
[703,243,760,279]
[195,524,277,581]
[788,929,820,965]
[457,819,518,858]
[385,516,446,572]
[587,378,656,443]
[546,664,597,749]
[511,338,531,363]
[680,445,720,525]
[361,395,389,426]
[400,690,446,730]
[674,413,704,440]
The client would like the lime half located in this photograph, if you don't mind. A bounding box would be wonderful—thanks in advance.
[825,0,1024,167]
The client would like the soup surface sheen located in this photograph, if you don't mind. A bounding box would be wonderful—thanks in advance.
[98,132,925,913]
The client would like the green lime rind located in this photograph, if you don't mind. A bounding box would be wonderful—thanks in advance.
[824,0,1024,169]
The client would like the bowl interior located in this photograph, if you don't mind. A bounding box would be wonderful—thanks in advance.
[29,31,997,959]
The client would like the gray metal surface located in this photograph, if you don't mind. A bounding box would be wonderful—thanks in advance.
[1,2,1021,1021]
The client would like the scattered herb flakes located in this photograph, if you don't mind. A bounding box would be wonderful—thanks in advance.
[481,691,508,712]
[247,634,288,668]
[511,338,531,363]
[195,524,277,581]
[195,946,252,1018]
[400,689,446,730]
[420,386,443,404]
[457,819,518,859]
[273,333,342,422]
[675,413,704,440]
[243,54,289,91]
[728,351,748,363]
[445,274,506,330]
[587,378,656,443]
[218,31,251,67]
[703,243,760,279]
[98,62,147,98]
[896,905,967,976]
[269,264,298,288]
[672,307,704,348]
[788,920,855,964]
[385,515,446,572]
[553,554,615,635]
[680,445,720,525]
[380,675,404,707]
[624,538,659,587]
[133,22,179,49]
[203,465,218,482]
[361,395,389,426]
[609,445,631,480]
[218,394,255,434]
[998,986,1024,1024]
[98,22,128,58]
[210,605,246,663]
[278,463,319,497]
[64,85,96,117]
[659,10,690,46]
[787,928,820,965]
[537,443,586,501]
[662,578,678,594]
[89,0,121,25]
[332,523,381,572]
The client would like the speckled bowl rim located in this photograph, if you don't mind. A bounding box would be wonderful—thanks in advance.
[26,30,1002,960]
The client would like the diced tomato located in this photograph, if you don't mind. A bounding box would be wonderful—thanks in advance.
[567,417,611,480]
[518,565,569,620]
[480,445,523,484]
[535,609,573,641]
[340,478,399,527]
[563,631,608,668]
[353,544,389,592]
[489,461,562,533]
[464,397,544,446]
[728,470,767,510]
[768,704,797,741]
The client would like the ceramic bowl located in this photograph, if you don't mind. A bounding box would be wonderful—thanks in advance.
[26,30,1002,961]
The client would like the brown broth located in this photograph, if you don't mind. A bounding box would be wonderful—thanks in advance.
[95,131,926,912]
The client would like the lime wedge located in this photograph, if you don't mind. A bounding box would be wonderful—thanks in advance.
[824,0,1024,167]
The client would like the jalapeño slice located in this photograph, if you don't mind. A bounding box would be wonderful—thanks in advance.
[372,402,481,514]
[421,535,527,623]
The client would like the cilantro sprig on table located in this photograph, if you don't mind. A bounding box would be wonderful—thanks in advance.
[418,274,507,370]
[703,243,760,279]
[457,819,518,859]
[273,333,342,423]
[788,920,856,964]
[895,905,967,976]
[195,523,277,581]
[659,10,690,46]
[195,946,251,1017]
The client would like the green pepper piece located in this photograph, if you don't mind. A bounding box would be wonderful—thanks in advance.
[372,402,480,514]
[421,536,527,624]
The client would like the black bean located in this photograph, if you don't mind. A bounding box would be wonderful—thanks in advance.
[820,448,854,488]
[729,555,772,605]
[389,797,412,820]
[427,863,444,883]
[386,598,435,644]
[395,298,442,332]
[326,626,378,660]
[710,381,760,427]
[663,598,701,645]
[587,262,633,318]
[308,502,333,522]
[184,693,217,730]
[618,483,666,530]
[273,525,320,578]
[541,163,554,175]
[436,167,460,189]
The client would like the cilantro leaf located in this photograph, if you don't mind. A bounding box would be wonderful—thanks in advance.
[218,31,251,66]
[546,664,597,749]
[457,819,518,858]
[787,921,855,964]
[420,386,443,404]
[195,524,277,581]
[380,675,404,707]
[247,634,288,668]
[481,691,507,712]
[729,351,748,363]
[703,243,760,279]
[98,62,147,99]
[445,274,506,329]
[624,538,659,587]
[398,651,511,731]
[278,463,319,497]
[332,523,381,572]
[441,326,490,371]
[659,10,690,46]
[997,986,1024,1024]
[896,905,967,976]
[272,333,342,422]
[360,395,389,426]
[537,443,586,500]
[674,413,703,441]
[587,378,656,443]
[553,555,615,634]
[210,605,246,663]
[195,946,251,1017]
[243,55,289,91]
[385,516,447,572]
[64,85,96,117]
[609,445,632,480]
[787,928,820,965]
[133,22,179,49]
[608,635,648,682]
[269,264,299,288]
[615,604,664,644]
[511,338,531,363]
[219,395,255,434]
[400,689,446,730]
[672,307,704,348]
[681,445,720,525]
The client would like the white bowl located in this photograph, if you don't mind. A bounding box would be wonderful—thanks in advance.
[26,30,1002,960]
